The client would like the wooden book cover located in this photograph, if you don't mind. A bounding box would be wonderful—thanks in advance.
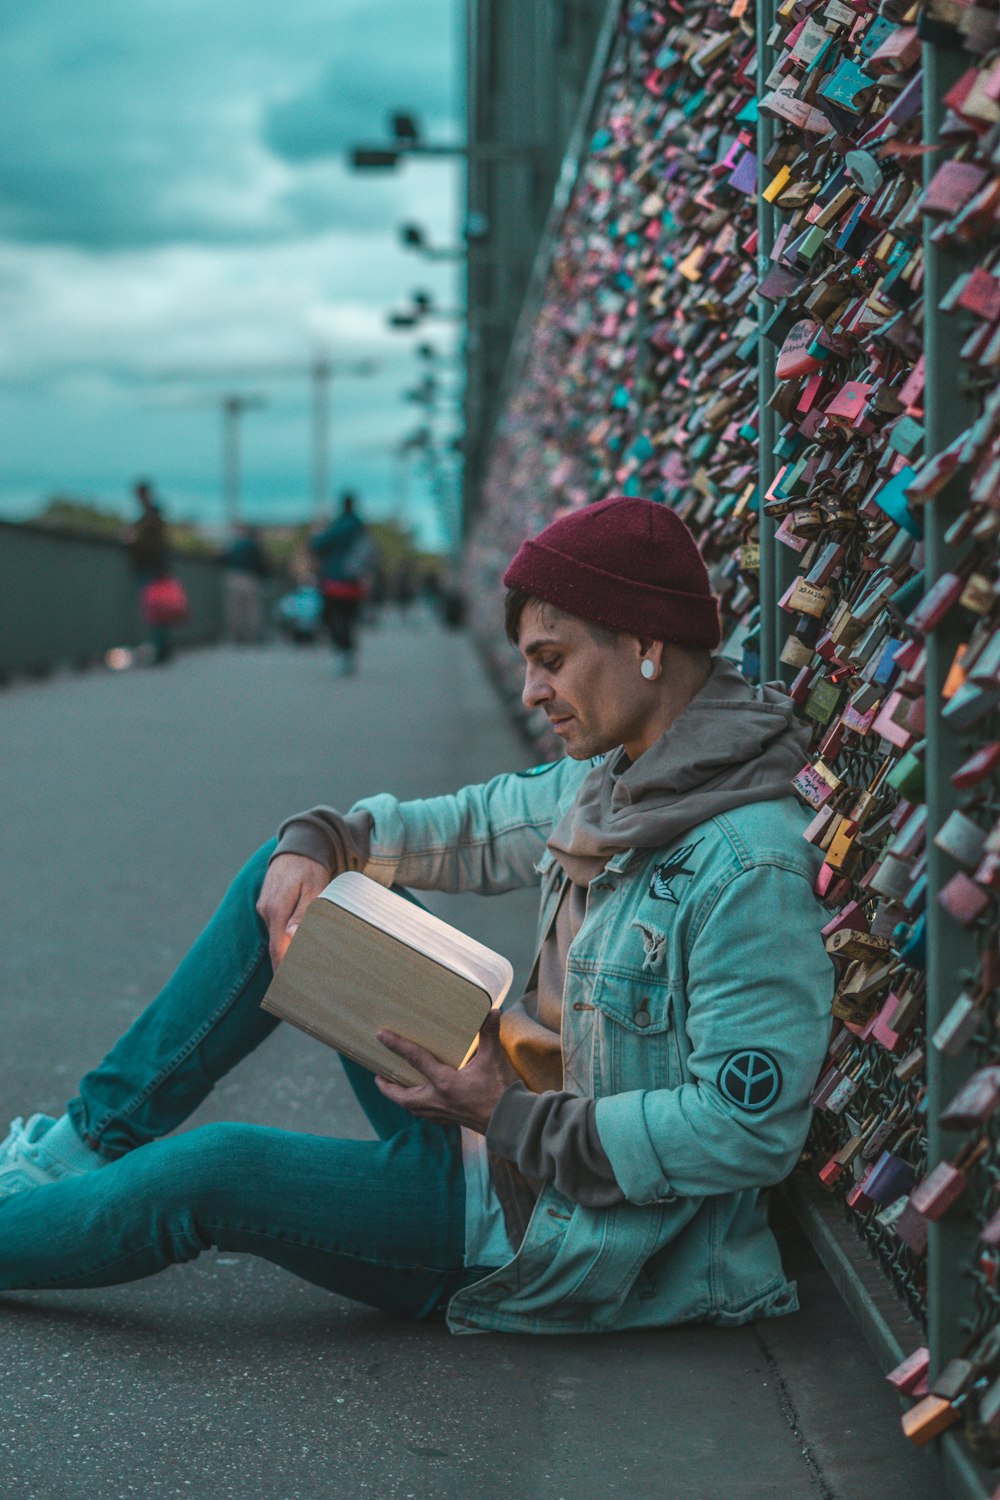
[260,872,514,1086]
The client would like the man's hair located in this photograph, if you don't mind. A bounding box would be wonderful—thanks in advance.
[504,587,617,647]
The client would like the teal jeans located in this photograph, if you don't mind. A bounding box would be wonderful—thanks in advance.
[0,843,487,1318]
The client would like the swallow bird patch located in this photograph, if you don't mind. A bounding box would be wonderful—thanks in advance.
[648,840,702,903]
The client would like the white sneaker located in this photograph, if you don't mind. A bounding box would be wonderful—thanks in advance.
[0,1114,71,1199]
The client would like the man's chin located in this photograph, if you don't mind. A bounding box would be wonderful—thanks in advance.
[563,736,602,760]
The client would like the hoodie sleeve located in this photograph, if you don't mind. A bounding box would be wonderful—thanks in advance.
[270,807,374,876]
[486,1083,625,1207]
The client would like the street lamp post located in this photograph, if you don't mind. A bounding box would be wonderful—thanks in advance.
[222,394,267,529]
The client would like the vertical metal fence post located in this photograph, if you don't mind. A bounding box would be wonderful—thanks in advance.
[755,0,779,682]
[920,38,981,1397]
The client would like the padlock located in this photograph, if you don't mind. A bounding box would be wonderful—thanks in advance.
[848,756,894,825]
[885,977,925,1038]
[938,938,997,1059]
[887,746,925,799]
[818,1114,874,1188]
[863,1131,919,1206]
[887,804,928,861]
[820,901,869,942]
[845,1163,878,1212]
[824,817,862,873]
[870,991,905,1053]
[793,758,842,810]
[937,871,992,927]
[893,1046,926,1085]
[862,1101,907,1161]
[784,576,833,617]
[908,1138,989,1221]
[868,852,915,902]
[815,863,853,908]
[811,1060,851,1110]
[931,989,984,1055]
[904,571,965,635]
[901,1394,961,1447]
[886,1346,930,1394]
[826,1056,871,1115]
[803,802,841,847]
[894,1199,929,1256]
[934,808,989,871]
[832,961,895,1026]
[981,1203,1000,1250]
[825,929,893,964]
[930,1357,976,1402]
[939,1067,1000,1131]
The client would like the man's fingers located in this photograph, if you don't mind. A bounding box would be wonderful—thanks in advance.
[375,1074,431,1106]
[269,926,293,969]
[377,1028,447,1079]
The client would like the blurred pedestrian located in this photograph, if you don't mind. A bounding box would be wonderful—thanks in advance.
[419,568,442,622]
[310,492,375,675]
[223,524,271,644]
[125,479,174,665]
[391,559,416,621]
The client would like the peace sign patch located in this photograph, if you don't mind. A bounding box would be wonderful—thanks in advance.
[717,1051,782,1112]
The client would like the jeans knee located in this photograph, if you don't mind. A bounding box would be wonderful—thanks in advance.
[164,1124,277,1224]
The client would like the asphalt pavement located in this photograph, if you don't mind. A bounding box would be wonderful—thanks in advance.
[0,614,948,1500]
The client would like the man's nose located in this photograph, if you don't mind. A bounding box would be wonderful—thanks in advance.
[522,667,552,710]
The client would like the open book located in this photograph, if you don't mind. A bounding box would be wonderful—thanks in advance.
[260,872,514,1087]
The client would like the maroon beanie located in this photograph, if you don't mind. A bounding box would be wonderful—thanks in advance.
[502,495,721,649]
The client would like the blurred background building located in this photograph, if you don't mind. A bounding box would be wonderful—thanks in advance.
[462,0,607,530]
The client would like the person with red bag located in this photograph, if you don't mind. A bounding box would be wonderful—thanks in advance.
[126,479,183,666]
[310,491,376,676]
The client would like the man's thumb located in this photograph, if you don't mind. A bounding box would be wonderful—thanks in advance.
[481,1008,503,1044]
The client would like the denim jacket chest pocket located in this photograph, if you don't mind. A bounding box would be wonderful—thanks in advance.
[589,969,680,1098]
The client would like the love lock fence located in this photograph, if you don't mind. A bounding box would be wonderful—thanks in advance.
[466,3,1000,1494]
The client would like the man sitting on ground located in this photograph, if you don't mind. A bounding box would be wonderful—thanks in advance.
[0,496,832,1335]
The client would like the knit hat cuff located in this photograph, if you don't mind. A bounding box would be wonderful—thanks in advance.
[503,538,721,649]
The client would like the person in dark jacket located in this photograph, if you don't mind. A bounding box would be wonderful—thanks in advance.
[125,479,173,666]
[310,493,374,675]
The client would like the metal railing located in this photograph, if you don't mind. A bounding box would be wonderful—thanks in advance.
[0,521,228,679]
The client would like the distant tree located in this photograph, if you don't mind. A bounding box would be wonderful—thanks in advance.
[35,495,216,556]
[262,517,443,580]
[36,496,124,540]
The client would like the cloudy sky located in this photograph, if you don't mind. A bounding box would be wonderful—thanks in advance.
[0,0,463,549]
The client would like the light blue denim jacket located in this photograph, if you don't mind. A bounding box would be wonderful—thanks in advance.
[354,756,834,1335]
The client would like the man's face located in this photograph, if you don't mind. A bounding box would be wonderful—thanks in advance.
[517,602,658,761]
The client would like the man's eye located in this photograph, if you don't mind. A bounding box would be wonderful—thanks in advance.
[538,657,560,672]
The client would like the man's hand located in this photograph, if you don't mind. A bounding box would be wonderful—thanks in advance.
[256,852,330,969]
[375,1010,518,1133]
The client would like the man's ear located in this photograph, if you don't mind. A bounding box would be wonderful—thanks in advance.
[635,637,665,678]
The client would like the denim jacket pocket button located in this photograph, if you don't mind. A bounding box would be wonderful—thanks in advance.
[634,1004,651,1029]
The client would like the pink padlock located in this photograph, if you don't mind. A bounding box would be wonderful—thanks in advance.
[937,871,992,927]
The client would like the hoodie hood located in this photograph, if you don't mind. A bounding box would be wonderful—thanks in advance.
[546,657,810,886]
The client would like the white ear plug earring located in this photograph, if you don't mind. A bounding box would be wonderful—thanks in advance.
[640,659,656,680]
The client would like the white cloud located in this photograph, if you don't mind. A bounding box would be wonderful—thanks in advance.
[0,0,465,549]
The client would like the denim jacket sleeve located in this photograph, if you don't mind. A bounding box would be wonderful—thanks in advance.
[594,862,834,1203]
[351,758,590,895]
